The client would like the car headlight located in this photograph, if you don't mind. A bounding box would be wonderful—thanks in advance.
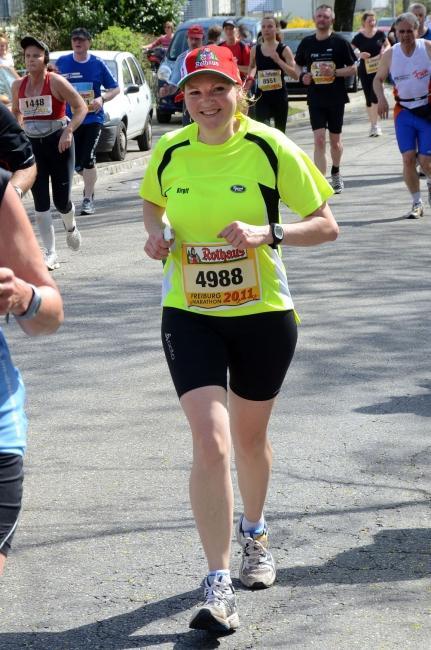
[158,63,172,82]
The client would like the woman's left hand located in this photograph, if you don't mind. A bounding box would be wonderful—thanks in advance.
[0,267,33,317]
[218,221,272,249]
[58,128,73,153]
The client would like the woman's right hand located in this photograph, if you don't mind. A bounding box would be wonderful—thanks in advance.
[359,52,371,60]
[144,228,175,260]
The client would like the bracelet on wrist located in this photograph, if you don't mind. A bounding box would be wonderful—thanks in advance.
[13,185,23,199]
[14,284,42,321]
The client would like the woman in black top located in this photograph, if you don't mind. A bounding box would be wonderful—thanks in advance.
[352,11,389,137]
[245,16,297,132]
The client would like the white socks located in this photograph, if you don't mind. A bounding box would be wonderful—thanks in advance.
[61,203,76,231]
[35,210,55,253]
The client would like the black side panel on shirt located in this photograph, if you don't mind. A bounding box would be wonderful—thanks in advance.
[0,167,11,204]
[244,132,280,223]
[157,140,190,195]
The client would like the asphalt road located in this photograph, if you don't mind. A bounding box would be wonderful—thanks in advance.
[0,100,430,649]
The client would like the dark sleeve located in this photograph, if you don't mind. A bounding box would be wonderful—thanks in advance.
[351,33,360,48]
[295,39,307,67]
[0,104,35,172]
[0,167,11,204]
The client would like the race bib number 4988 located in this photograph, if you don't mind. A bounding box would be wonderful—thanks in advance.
[182,243,261,310]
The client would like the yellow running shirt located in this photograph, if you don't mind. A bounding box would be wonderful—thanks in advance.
[140,114,333,317]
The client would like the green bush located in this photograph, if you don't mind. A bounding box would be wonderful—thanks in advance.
[92,26,145,63]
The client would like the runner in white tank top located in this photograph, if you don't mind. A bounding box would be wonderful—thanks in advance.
[373,12,431,219]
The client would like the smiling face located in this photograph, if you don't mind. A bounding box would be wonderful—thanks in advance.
[184,72,238,142]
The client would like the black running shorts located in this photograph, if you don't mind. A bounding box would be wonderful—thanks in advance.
[308,103,345,134]
[161,308,298,401]
[0,454,24,557]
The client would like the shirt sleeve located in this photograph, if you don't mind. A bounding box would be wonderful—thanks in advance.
[276,137,334,217]
[240,43,251,66]
[341,39,357,66]
[0,104,35,172]
[148,35,163,49]
[294,40,307,67]
[139,138,168,208]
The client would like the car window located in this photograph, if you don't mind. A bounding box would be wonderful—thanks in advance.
[282,31,314,54]
[127,56,143,85]
[122,60,133,85]
[168,29,189,60]
[103,60,118,81]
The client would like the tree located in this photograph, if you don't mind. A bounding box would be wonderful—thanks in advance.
[333,0,356,31]
[14,0,184,54]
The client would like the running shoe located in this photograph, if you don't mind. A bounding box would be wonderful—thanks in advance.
[427,183,431,207]
[189,575,239,633]
[369,125,377,137]
[63,224,82,251]
[44,251,60,271]
[331,173,344,194]
[80,196,95,215]
[236,517,276,589]
[405,201,424,219]
[374,125,382,136]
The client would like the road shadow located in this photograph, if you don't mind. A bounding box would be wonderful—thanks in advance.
[277,528,431,587]
[0,586,224,649]
[355,381,431,417]
[2,529,429,648]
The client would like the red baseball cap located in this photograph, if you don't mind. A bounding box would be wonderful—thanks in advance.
[187,24,204,37]
[179,45,242,87]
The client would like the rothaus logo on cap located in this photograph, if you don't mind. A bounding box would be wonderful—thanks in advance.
[195,47,220,68]
[231,185,246,193]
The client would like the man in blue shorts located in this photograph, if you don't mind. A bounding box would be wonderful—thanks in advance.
[56,28,120,215]
[374,12,431,219]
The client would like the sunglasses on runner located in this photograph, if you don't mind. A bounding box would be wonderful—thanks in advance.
[397,29,415,33]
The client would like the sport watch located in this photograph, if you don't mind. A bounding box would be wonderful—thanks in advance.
[269,223,284,248]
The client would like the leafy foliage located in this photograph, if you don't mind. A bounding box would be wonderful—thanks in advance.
[92,26,145,62]
[13,0,183,65]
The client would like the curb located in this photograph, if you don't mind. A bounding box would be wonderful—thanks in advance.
[72,152,153,186]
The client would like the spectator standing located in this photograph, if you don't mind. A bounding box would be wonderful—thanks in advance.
[219,19,250,80]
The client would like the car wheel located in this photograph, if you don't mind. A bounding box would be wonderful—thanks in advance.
[137,116,152,151]
[156,108,171,124]
[110,122,127,161]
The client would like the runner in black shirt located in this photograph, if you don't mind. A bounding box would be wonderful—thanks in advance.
[245,15,296,133]
[352,11,389,137]
[0,103,36,197]
[295,4,356,193]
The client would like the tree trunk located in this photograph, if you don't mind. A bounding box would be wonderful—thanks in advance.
[333,0,357,32]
